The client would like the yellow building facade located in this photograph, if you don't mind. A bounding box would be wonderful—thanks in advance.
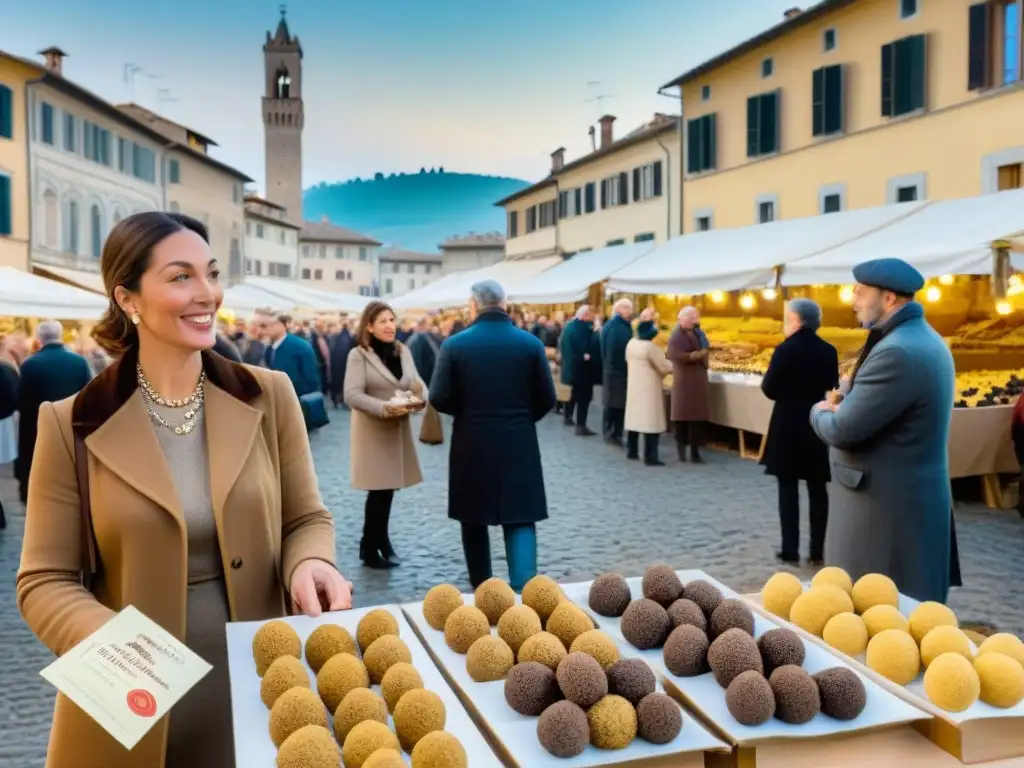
[668,0,1024,231]
[0,55,38,271]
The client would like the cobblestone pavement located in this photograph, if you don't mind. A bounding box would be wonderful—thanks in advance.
[0,410,1022,765]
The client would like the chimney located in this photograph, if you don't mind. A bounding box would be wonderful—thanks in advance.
[598,115,616,150]
[38,46,68,76]
[588,125,597,152]
[784,7,802,18]
[550,147,566,173]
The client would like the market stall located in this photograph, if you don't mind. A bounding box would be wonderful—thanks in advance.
[221,282,294,315]
[0,267,108,320]
[392,255,561,311]
[243,276,370,314]
[507,242,655,305]
[32,264,106,295]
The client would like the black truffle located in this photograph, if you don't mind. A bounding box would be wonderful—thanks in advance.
[636,693,683,744]
[769,665,821,724]
[537,701,589,758]
[710,599,755,639]
[757,628,806,675]
[642,564,683,607]
[606,659,656,706]
[663,625,710,677]
[589,574,632,617]
[555,652,608,709]
[621,599,672,650]
[682,580,723,618]
[708,628,764,688]
[667,599,707,633]
[725,670,775,726]
[504,662,561,716]
[814,667,867,721]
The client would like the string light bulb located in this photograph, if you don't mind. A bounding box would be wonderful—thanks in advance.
[838,285,854,304]
[1009,274,1022,288]
[938,274,954,286]
[710,290,725,304]
[762,287,778,300]
[996,300,1013,316]
[739,293,756,310]
[925,286,941,303]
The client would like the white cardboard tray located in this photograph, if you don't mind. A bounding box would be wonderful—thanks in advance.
[401,594,729,767]
[225,604,503,767]
[561,570,930,746]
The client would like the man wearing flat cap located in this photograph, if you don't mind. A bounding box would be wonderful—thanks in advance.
[810,257,957,604]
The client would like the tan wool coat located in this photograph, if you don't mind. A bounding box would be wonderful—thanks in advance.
[15,348,337,768]
[624,338,673,434]
[344,344,425,491]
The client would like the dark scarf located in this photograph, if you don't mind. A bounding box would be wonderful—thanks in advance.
[636,320,658,341]
[848,302,924,391]
[369,336,403,380]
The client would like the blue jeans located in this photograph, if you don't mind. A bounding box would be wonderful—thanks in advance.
[460,523,537,592]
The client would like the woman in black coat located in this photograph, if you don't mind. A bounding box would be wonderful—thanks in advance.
[760,299,839,565]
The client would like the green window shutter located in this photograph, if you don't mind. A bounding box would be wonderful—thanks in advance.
[812,67,825,136]
[0,174,10,235]
[618,171,629,205]
[746,96,760,157]
[686,118,699,173]
[907,34,927,111]
[706,114,717,170]
[758,93,779,154]
[968,3,992,89]
[632,168,641,201]
[881,42,894,116]
[824,65,844,133]
[0,86,13,139]
[653,161,663,196]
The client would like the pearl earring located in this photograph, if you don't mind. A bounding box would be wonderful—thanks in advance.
[131,312,141,326]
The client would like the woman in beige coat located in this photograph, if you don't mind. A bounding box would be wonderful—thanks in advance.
[624,317,673,466]
[344,300,425,569]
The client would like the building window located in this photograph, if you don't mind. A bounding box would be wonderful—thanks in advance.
[42,189,57,246]
[118,137,130,173]
[538,199,557,227]
[41,102,54,144]
[819,183,847,214]
[313,268,322,279]
[881,35,927,117]
[686,114,716,173]
[90,204,102,257]
[66,199,80,253]
[279,229,285,244]
[896,186,917,202]
[405,263,414,274]
[82,122,111,166]
[525,206,537,233]
[900,0,918,19]
[701,84,711,101]
[696,216,711,231]
[634,232,655,242]
[132,144,156,182]
[600,174,628,208]
[756,195,777,223]
[334,246,344,259]
[359,246,368,261]
[0,85,12,140]
[887,172,927,203]
[507,210,518,237]
[169,159,180,183]
[998,163,1022,190]
[747,92,781,157]
[301,244,309,256]
[256,223,264,238]
[557,187,582,219]
[969,1,1022,89]
[63,112,77,152]
[606,239,626,246]
[253,260,262,276]
[335,269,344,280]
[0,173,10,236]
[270,263,291,278]
[385,278,393,294]
[762,58,774,77]
[318,244,326,258]
[301,268,311,279]
[113,208,123,225]
[812,65,844,136]
[632,161,663,202]
[583,182,596,213]
[408,278,415,290]
[823,28,837,52]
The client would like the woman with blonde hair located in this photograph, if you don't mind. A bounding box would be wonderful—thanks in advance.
[17,211,350,768]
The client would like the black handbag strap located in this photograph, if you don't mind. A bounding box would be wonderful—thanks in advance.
[73,433,98,591]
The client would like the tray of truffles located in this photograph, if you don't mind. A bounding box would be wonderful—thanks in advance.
[753,568,1024,724]
[559,567,929,747]
[401,577,729,766]
[224,605,503,768]
[384,390,426,417]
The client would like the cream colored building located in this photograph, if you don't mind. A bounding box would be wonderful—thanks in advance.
[299,216,380,296]
[498,114,681,258]
[378,249,443,297]
[243,194,300,279]
[439,231,505,273]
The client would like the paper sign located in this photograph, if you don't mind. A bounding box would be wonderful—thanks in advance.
[40,605,212,750]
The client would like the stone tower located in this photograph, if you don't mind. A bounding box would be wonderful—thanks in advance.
[263,7,304,224]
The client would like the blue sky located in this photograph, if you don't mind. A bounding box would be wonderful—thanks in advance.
[3,0,802,191]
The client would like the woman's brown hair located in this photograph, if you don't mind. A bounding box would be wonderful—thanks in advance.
[92,211,209,357]
[356,300,397,350]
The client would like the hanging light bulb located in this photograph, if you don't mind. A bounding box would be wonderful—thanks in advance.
[925,286,942,303]
[710,290,725,304]
[1009,274,1022,288]
[739,293,756,310]
[762,287,778,300]
[938,274,954,286]
[996,300,1013,316]
[838,285,854,304]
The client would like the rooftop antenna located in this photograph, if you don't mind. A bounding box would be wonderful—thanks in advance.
[123,63,142,101]
[156,88,179,115]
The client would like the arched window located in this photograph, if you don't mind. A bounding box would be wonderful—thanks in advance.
[42,189,58,247]
[66,200,79,254]
[275,66,291,99]
[112,208,123,225]
[90,204,102,258]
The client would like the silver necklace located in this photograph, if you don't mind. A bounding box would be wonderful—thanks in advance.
[137,365,205,435]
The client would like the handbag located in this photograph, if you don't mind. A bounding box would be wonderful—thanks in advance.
[419,403,443,445]
[74,433,100,592]
[299,391,330,430]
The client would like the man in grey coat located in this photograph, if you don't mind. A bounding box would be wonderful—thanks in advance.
[810,258,955,604]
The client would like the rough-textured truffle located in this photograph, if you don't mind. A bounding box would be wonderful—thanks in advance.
[253,620,302,676]
[422,584,465,631]
[517,631,567,671]
[522,575,564,623]
[504,661,562,716]
[570,630,620,670]
[920,625,972,668]
[757,627,806,675]
[974,653,1024,708]
[556,651,608,709]
[342,721,400,768]
[537,701,589,758]
[681,579,723,618]
[861,604,910,637]
[762,572,804,620]
[710,598,755,638]
[667,598,708,633]
[908,601,958,645]
[708,628,764,688]
[813,667,867,721]
[261,655,310,709]
[588,695,638,750]
[589,573,633,617]
[923,653,980,713]
[269,686,329,747]
[466,635,515,682]
[636,692,683,744]
[379,662,423,713]
[726,670,775,725]
[443,605,491,654]
[642,564,684,607]
[304,624,357,674]
[865,629,921,685]
[316,653,370,714]
[607,658,657,706]
[546,601,595,650]
[497,604,542,655]
[789,586,852,637]
[978,633,1024,670]
[822,613,869,657]
[275,724,340,768]
[393,688,446,751]
[356,609,400,654]
[851,573,899,615]
[333,688,388,742]
[363,634,412,685]
[475,578,516,625]
[621,598,672,650]
[363,749,405,768]
[409,731,468,768]
[663,624,710,677]
[811,566,854,595]
[769,665,821,724]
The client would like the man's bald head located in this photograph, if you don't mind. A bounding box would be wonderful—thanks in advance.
[678,306,700,328]
[613,298,633,320]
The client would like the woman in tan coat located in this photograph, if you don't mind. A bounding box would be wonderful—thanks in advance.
[624,316,673,466]
[344,300,425,569]
[16,212,349,768]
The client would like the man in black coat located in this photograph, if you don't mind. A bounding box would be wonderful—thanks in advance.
[429,279,556,591]
[559,306,602,435]
[407,316,441,387]
[600,298,633,445]
[760,299,839,565]
[328,317,355,407]
[16,321,93,502]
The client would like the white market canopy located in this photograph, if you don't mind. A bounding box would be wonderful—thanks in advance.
[242,277,370,314]
[507,242,656,304]
[33,264,106,294]
[607,202,926,296]
[221,282,294,314]
[783,188,1024,285]
[392,256,561,311]
[0,267,109,320]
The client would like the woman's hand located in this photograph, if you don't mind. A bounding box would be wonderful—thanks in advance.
[290,559,353,617]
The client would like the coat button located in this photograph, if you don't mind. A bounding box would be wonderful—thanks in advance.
[231,557,243,569]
